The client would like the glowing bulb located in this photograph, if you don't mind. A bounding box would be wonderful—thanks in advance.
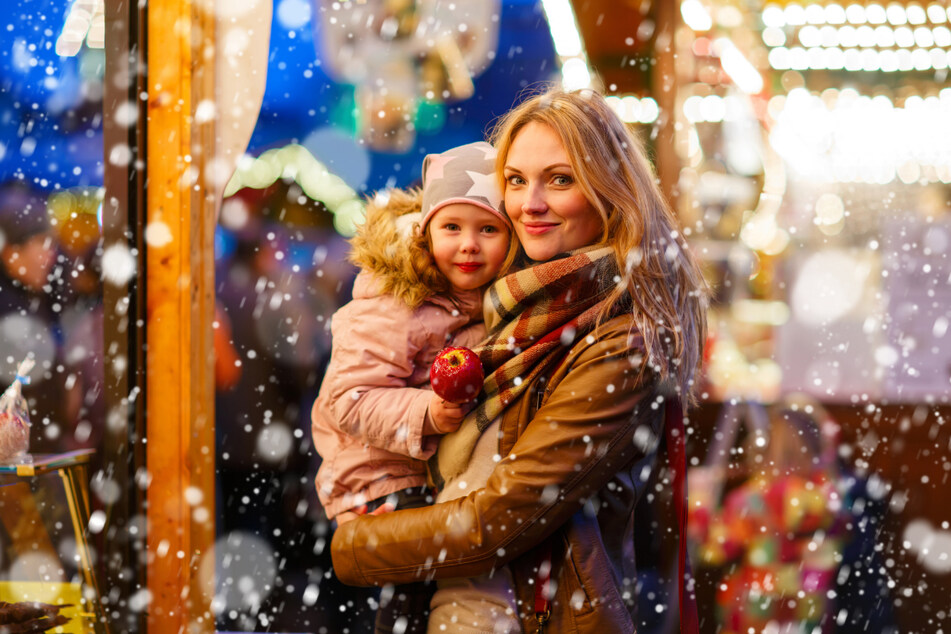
[818,25,838,46]
[857,24,877,46]
[763,4,786,28]
[926,3,947,24]
[861,48,880,71]
[886,2,907,25]
[639,98,659,124]
[843,47,863,70]
[700,95,726,122]
[909,48,929,70]
[914,26,935,46]
[768,46,791,69]
[762,26,787,47]
[799,25,821,47]
[865,3,888,24]
[875,25,896,47]
[805,3,826,25]
[933,26,951,47]
[894,25,915,47]
[740,214,779,251]
[825,4,847,25]
[879,49,900,71]
[897,48,915,70]
[785,4,807,26]
[621,95,639,122]
[561,57,592,90]
[898,161,922,184]
[826,47,846,69]
[931,48,949,69]
[762,229,790,256]
[807,47,827,69]
[683,95,704,122]
[815,194,845,226]
[789,46,809,70]
[838,25,859,47]
[606,96,622,121]
[906,3,928,25]
[845,3,866,24]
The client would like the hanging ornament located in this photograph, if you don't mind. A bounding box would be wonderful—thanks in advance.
[316,0,500,151]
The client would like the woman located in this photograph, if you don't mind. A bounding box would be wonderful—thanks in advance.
[331,87,707,632]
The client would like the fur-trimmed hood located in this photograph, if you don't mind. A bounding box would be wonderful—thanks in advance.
[349,187,470,310]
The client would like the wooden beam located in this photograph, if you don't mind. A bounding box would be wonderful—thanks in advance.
[146,0,216,631]
[652,0,681,211]
[102,0,146,629]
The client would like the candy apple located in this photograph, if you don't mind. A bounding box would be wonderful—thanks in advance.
[430,346,484,403]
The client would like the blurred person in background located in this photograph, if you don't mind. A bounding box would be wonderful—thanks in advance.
[0,181,69,451]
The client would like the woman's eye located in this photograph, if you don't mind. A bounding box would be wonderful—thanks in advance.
[552,174,572,186]
[506,175,524,186]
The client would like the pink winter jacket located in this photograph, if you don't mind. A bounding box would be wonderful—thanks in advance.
[311,272,486,519]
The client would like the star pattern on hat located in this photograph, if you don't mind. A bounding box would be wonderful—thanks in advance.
[471,143,498,160]
[424,153,456,182]
[466,169,503,210]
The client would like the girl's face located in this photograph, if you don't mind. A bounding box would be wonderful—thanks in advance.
[502,121,603,262]
[428,203,511,292]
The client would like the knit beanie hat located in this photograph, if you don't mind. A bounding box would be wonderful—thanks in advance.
[419,141,507,231]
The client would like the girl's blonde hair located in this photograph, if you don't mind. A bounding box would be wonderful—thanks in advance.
[490,86,709,403]
[349,187,518,309]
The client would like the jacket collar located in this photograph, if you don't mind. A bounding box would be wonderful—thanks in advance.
[353,271,482,321]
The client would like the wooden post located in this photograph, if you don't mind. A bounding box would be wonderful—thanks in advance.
[146,0,216,631]
[102,1,146,631]
[653,0,681,211]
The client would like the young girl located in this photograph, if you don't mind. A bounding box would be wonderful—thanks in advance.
[311,141,514,632]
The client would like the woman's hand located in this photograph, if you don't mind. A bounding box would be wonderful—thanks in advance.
[425,393,472,435]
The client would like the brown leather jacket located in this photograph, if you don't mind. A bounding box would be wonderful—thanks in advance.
[331,315,665,632]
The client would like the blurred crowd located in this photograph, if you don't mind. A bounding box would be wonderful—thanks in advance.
[0,180,104,456]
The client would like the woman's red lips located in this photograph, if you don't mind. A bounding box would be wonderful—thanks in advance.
[522,222,558,235]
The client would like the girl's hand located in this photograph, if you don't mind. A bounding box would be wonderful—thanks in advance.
[335,509,363,526]
[425,393,473,435]
[335,502,397,526]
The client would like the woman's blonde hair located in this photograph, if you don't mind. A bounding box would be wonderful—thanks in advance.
[490,86,709,403]
[349,187,518,309]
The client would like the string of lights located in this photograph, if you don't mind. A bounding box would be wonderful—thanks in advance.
[762,2,951,71]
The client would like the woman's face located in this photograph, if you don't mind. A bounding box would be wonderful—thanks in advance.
[502,122,603,262]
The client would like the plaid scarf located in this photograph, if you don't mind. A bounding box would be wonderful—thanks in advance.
[430,245,620,488]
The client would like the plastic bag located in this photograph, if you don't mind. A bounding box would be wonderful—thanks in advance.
[0,357,34,464]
